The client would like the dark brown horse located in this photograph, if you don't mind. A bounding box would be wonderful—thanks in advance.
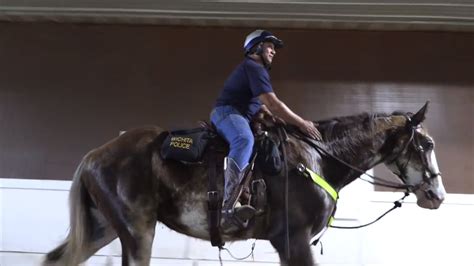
[43,102,446,266]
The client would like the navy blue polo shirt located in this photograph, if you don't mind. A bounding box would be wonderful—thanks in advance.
[215,57,273,119]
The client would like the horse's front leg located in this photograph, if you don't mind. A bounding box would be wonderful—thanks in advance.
[269,227,314,266]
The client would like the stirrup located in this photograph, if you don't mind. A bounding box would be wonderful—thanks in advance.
[234,205,256,221]
[220,204,256,233]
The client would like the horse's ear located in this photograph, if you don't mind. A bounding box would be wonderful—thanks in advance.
[410,101,429,126]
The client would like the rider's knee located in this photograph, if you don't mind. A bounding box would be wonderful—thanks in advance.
[233,134,254,151]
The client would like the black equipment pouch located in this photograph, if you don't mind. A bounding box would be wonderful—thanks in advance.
[160,128,210,162]
[255,133,282,175]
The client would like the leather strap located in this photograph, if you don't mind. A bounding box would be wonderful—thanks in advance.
[207,143,224,247]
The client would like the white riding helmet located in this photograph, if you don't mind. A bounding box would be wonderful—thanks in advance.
[243,29,284,55]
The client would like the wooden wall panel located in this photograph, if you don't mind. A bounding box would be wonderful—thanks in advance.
[0,23,472,193]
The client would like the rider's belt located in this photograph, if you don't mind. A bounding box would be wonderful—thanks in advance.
[296,163,338,201]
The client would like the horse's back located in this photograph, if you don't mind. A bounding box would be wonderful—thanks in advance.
[87,126,165,161]
[78,126,166,207]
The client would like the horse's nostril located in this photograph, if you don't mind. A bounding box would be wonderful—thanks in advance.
[427,190,438,200]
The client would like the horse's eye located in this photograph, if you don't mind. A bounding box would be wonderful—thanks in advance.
[426,142,434,150]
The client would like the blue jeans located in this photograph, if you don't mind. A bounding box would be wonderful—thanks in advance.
[210,106,254,170]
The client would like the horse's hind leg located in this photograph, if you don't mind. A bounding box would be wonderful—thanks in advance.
[79,208,118,261]
[118,221,156,266]
[89,181,157,266]
[270,228,314,266]
[103,203,157,266]
[81,191,156,266]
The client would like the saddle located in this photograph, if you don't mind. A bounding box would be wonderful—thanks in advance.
[160,112,285,247]
[160,117,283,175]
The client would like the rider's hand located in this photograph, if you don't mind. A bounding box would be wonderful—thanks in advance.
[299,120,322,141]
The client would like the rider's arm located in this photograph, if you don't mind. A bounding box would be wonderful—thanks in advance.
[259,92,321,140]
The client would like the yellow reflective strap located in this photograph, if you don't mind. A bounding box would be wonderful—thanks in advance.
[328,216,335,226]
[305,167,338,201]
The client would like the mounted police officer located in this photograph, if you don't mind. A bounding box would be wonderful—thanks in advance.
[211,29,321,232]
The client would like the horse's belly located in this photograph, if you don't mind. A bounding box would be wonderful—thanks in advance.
[175,198,210,239]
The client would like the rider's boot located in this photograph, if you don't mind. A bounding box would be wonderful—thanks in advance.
[221,157,256,233]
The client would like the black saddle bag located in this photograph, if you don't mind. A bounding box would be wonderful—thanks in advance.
[160,128,211,162]
[256,134,282,175]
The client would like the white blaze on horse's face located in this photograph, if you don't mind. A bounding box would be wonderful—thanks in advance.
[388,127,446,209]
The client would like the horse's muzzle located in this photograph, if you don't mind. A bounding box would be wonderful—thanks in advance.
[416,189,444,209]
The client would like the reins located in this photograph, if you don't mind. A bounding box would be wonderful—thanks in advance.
[277,125,291,260]
[288,126,419,232]
[328,192,409,229]
[295,132,415,191]
[309,191,410,246]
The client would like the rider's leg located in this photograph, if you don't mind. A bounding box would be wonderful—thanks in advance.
[211,106,255,229]
[211,106,254,169]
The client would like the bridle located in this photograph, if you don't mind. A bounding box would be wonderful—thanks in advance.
[291,116,442,233]
[389,117,442,194]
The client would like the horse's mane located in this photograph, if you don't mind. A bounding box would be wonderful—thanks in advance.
[312,111,408,159]
[245,109,409,161]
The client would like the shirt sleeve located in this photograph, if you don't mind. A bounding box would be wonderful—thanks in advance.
[245,60,274,97]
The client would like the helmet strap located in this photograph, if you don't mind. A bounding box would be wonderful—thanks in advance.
[255,43,263,55]
[256,43,271,70]
[260,54,271,70]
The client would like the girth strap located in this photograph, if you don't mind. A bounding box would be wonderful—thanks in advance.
[296,163,338,246]
[207,143,224,247]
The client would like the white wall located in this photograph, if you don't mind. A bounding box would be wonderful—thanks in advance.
[1,177,473,266]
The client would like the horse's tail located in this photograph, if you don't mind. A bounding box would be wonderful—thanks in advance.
[43,158,89,265]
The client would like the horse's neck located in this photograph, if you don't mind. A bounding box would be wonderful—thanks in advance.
[323,115,406,190]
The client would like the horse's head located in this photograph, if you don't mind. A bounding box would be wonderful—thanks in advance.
[384,102,446,209]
